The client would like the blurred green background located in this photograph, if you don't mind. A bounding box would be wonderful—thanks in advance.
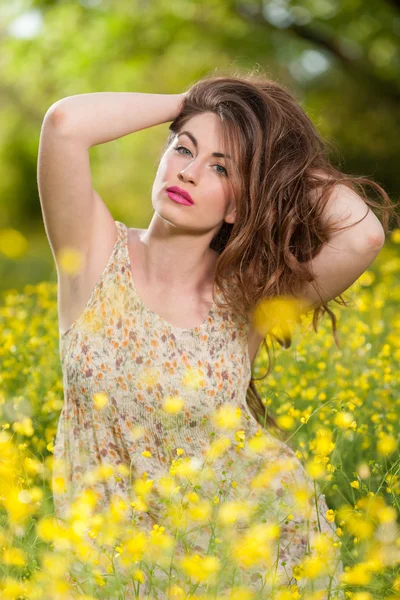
[0,0,399,294]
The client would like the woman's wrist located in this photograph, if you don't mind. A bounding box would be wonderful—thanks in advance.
[176,92,187,116]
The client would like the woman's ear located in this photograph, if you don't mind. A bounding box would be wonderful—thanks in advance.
[224,202,236,224]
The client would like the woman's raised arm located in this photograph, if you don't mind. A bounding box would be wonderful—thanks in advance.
[46,91,186,148]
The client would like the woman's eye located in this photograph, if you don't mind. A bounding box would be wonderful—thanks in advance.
[173,145,228,176]
[174,145,191,156]
[215,164,228,176]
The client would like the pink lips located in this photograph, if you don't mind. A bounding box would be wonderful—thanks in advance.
[166,186,194,205]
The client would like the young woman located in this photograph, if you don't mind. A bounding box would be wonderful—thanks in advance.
[37,70,398,598]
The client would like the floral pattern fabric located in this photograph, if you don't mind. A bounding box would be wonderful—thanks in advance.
[54,220,344,598]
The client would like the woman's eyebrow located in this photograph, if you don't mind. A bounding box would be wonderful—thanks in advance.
[178,130,232,160]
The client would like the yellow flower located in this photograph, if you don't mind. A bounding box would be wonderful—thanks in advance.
[2,547,27,566]
[235,430,246,443]
[217,501,253,526]
[2,486,36,525]
[173,456,202,479]
[52,475,67,494]
[187,492,199,503]
[68,489,100,525]
[211,404,242,429]
[311,429,334,456]
[310,532,337,561]
[169,585,185,597]
[393,575,400,592]
[83,463,115,485]
[36,516,67,543]
[116,463,130,477]
[377,433,397,456]
[131,497,149,512]
[179,554,221,583]
[0,228,29,258]
[247,433,279,454]
[107,495,129,525]
[350,480,360,489]
[133,569,145,583]
[12,417,34,437]
[162,394,185,414]
[133,477,154,497]
[356,495,397,525]
[358,271,375,287]
[305,459,326,480]
[298,554,325,580]
[146,525,175,564]
[29,487,44,503]
[92,392,109,410]
[204,436,231,461]
[326,509,336,523]
[276,415,295,430]
[188,500,212,522]
[273,590,300,600]
[251,295,308,338]
[334,411,356,430]
[377,505,397,523]
[346,513,375,540]
[341,562,372,585]
[41,552,71,577]
[0,577,28,598]
[57,246,85,276]
[120,530,147,563]
[142,450,152,458]
[293,486,313,519]
[94,571,107,586]
[231,523,276,568]
[390,228,400,243]
[157,475,181,498]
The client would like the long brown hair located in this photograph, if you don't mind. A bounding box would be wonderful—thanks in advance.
[161,67,400,439]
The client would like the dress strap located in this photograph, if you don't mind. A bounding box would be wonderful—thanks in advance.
[114,220,127,242]
[114,220,130,268]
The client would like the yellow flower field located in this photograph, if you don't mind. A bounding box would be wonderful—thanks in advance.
[0,231,399,599]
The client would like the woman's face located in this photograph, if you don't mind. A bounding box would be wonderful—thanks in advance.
[152,112,236,233]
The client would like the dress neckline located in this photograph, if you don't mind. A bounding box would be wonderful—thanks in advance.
[118,221,219,332]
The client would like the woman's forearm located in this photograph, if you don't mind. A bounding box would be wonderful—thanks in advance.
[44,92,186,148]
